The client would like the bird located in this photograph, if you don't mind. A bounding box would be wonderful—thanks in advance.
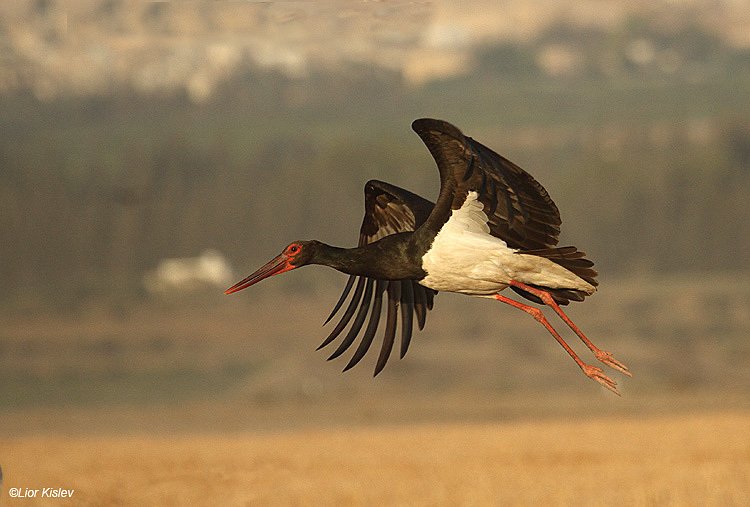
[225,118,630,394]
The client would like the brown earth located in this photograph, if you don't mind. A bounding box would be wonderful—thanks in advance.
[1,274,749,505]
[2,412,749,506]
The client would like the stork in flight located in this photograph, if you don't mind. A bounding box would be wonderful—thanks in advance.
[226,118,630,394]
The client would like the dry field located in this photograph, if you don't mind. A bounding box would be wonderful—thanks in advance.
[2,412,749,506]
[2,274,749,505]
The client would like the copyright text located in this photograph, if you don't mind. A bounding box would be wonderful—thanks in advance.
[9,488,75,498]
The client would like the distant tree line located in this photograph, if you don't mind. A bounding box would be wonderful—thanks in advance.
[1,61,749,313]
[475,15,750,80]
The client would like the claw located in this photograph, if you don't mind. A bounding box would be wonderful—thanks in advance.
[582,364,620,396]
[595,350,632,377]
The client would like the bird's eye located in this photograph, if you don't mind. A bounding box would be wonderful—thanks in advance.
[288,245,299,255]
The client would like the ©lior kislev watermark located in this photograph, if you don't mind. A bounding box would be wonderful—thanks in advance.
[8,487,75,499]
[0,464,74,500]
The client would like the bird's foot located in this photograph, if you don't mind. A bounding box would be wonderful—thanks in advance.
[594,350,631,377]
[582,364,620,396]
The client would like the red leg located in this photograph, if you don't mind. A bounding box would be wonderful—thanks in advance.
[494,294,620,395]
[509,280,631,377]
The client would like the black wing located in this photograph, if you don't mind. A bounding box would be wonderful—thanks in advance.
[412,118,597,303]
[412,118,562,250]
[319,180,437,375]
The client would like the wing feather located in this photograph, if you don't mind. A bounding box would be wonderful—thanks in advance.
[374,281,400,376]
[323,181,438,373]
[399,280,414,359]
[343,280,386,372]
[317,276,366,350]
[411,118,597,304]
[412,118,561,251]
[321,274,356,327]
[412,282,428,330]
[327,277,374,360]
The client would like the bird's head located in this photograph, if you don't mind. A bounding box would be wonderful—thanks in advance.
[224,240,319,294]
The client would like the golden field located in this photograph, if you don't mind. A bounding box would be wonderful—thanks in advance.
[2,412,749,506]
[2,274,749,505]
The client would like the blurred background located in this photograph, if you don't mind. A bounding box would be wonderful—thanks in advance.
[1,0,749,435]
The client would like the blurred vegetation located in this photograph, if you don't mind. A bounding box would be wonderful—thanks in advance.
[1,17,749,425]
[1,18,749,314]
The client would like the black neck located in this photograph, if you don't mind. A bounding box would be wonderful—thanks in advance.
[310,242,362,274]
[310,236,426,280]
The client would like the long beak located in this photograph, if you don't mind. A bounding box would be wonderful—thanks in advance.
[224,253,296,295]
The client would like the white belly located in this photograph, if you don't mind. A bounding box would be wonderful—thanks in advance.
[420,192,594,296]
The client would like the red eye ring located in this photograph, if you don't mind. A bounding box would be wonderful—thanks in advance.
[288,245,299,255]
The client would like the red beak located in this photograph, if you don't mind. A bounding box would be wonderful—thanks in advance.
[224,253,296,294]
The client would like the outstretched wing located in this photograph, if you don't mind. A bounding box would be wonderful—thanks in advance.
[319,180,437,375]
[412,118,597,303]
[412,118,562,250]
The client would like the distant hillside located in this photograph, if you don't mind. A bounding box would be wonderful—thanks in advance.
[1,0,748,100]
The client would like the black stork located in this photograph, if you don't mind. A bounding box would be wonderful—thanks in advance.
[226,118,630,394]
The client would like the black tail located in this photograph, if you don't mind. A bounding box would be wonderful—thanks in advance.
[513,246,598,305]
